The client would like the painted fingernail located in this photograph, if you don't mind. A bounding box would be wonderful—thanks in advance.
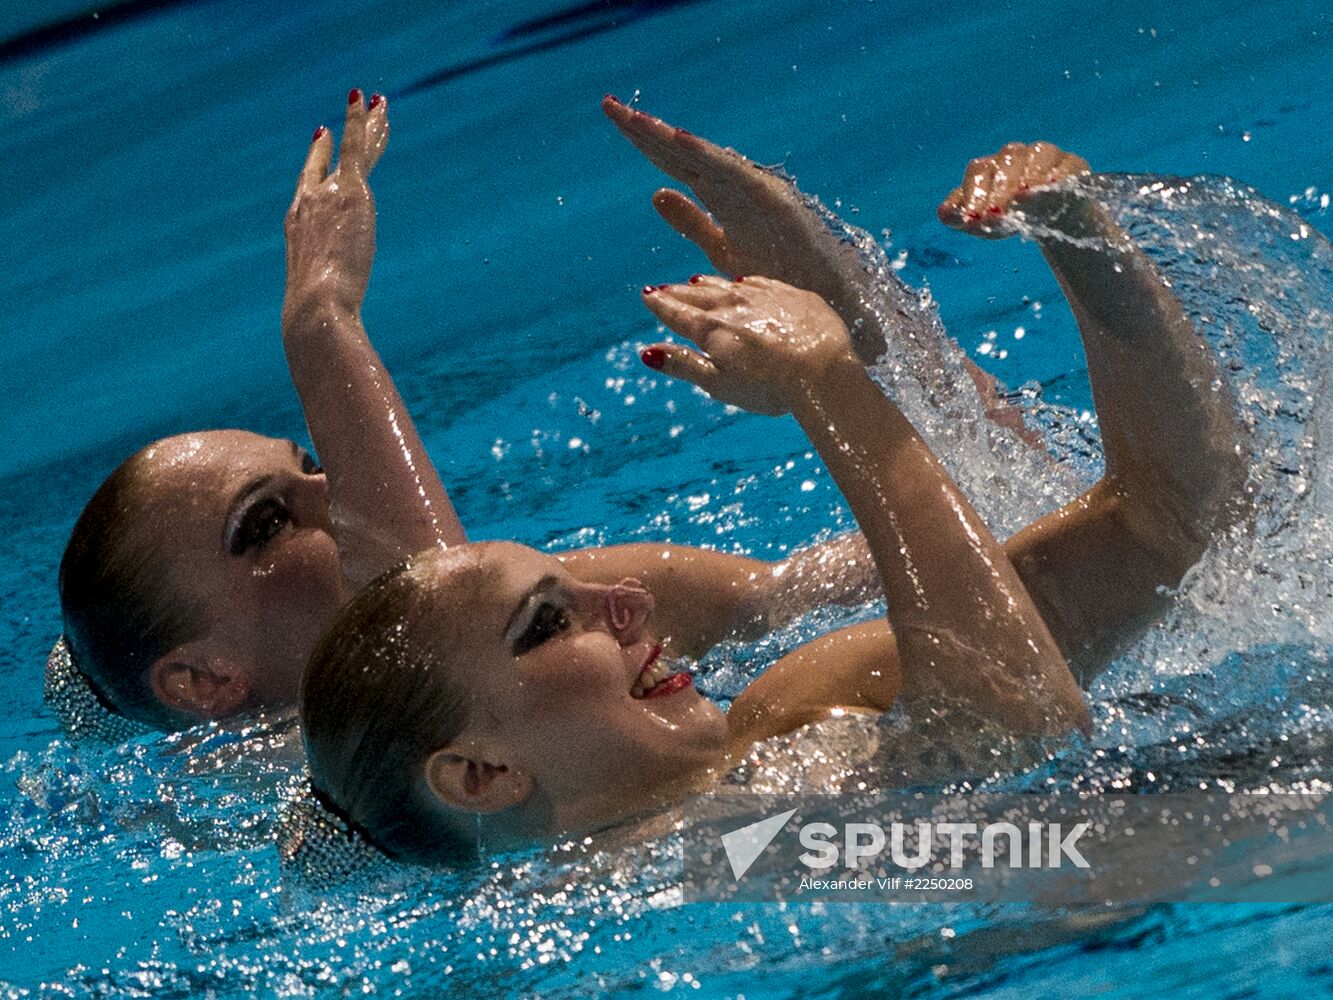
[734,275,745,283]
[987,205,1004,215]
[369,93,385,109]
[642,285,657,295]
[965,211,981,222]
[641,347,666,370]
[348,88,362,105]
[689,274,702,284]
[312,125,327,142]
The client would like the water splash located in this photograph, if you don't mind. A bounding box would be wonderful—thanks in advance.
[4,175,1333,996]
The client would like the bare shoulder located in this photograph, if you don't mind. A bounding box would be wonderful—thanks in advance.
[727,620,901,748]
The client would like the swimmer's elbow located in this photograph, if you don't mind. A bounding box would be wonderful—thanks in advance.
[1002,681,1091,740]
[961,652,1090,740]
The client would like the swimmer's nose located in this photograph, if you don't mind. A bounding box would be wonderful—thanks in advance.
[604,577,654,644]
[293,472,334,534]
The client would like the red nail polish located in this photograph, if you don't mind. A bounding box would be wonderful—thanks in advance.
[987,205,1004,215]
[312,125,327,142]
[348,88,362,105]
[734,275,745,283]
[642,285,656,295]
[966,211,981,222]
[369,93,384,109]
[689,274,702,284]
[641,347,666,370]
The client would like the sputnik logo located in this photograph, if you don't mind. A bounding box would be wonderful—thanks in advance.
[720,808,798,881]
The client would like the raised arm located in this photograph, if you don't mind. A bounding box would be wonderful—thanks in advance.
[601,97,1029,437]
[282,92,466,586]
[602,96,900,365]
[557,531,881,659]
[938,144,1249,676]
[641,276,1090,739]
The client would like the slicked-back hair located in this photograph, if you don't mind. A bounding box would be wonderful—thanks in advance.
[300,553,478,868]
[59,445,205,731]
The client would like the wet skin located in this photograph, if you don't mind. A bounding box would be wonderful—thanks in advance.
[134,430,348,714]
[414,542,731,840]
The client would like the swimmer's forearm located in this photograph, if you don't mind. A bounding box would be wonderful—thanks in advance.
[783,359,1089,737]
[734,531,882,639]
[1035,201,1245,513]
[972,198,1246,676]
[281,97,467,580]
[282,293,467,583]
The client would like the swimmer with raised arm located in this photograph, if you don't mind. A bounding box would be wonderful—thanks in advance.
[53,96,1243,747]
[297,134,1248,866]
[52,94,882,736]
[56,93,463,732]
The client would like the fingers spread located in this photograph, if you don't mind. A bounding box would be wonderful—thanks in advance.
[641,341,721,391]
[641,287,718,346]
[652,189,728,267]
[601,95,746,189]
[365,94,389,174]
[340,89,368,178]
[290,127,333,216]
[653,276,735,309]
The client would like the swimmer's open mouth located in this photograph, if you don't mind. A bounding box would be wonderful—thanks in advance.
[630,643,693,699]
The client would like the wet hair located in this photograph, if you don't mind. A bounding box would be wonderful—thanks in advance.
[58,444,206,731]
[300,553,477,868]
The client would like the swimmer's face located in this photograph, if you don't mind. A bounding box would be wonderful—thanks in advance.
[137,430,347,711]
[423,543,728,837]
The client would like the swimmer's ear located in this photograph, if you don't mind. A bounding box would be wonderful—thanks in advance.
[424,745,534,815]
[147,646,252,721]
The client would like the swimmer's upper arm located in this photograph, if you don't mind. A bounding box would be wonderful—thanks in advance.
[558,543,768,658]
[559,534,882,660]
[727,620,901,748]
[1003,478,1202,684]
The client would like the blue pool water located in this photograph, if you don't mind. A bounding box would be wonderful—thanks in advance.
[2,0,1333,995]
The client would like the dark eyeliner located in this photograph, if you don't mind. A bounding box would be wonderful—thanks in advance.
[512,601,571,656]
[227,495,292,556]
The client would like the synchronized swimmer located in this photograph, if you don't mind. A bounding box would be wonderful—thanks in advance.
[53,93,1247,867]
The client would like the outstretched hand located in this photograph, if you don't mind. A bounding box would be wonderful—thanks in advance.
[936,141,1091,240]
[603,96,882,361]
[639,275,857,415]
[283,90,390,319]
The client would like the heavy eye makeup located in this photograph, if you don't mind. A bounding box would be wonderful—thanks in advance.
[507,579,572,656]
[225,486,294,556]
